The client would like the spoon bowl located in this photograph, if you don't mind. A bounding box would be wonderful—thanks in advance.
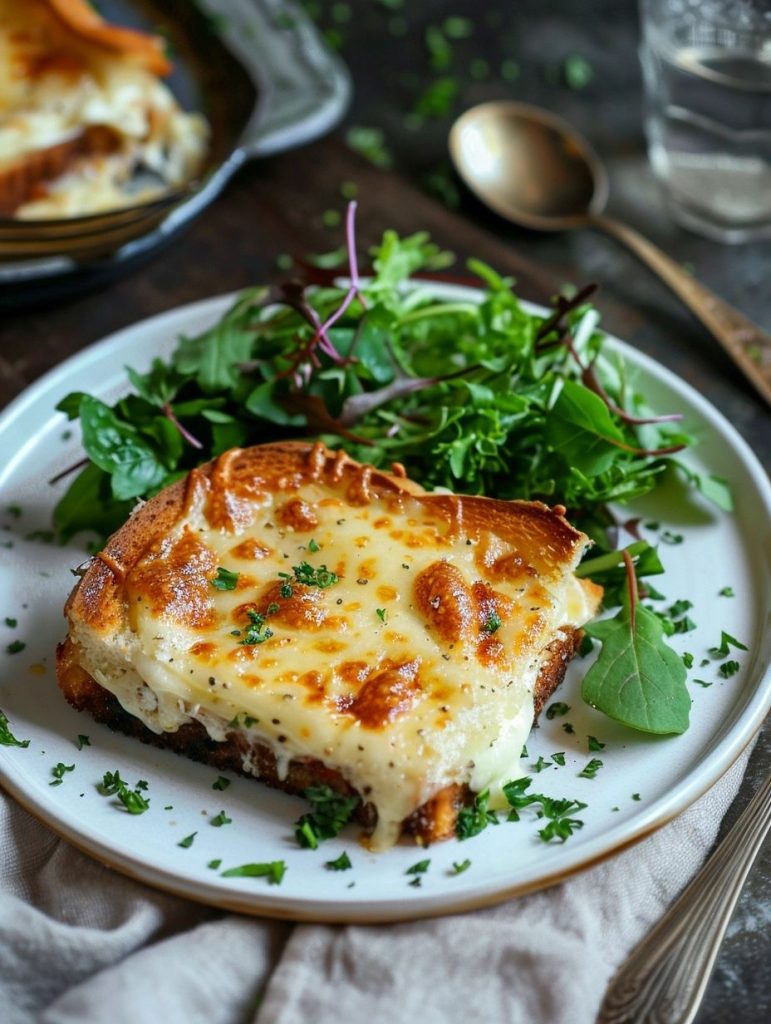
[448,100,771,406]
[449,101,608,230]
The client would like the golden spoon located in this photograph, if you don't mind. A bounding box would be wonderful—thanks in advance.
[449,101,771,407]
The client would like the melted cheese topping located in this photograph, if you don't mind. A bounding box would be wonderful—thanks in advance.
[75,461,598,850]
[0,0,207,216]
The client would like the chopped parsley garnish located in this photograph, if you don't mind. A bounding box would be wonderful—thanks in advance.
[98,770,150,814]
[75,734,90,750]
[520,744,528,758]
[408,877,422,887]
[0,709,30,748]
[693,679,713,688]
[682,652,694,668]
[455,788,499,840]
[325,851,353,871]
[210,810,232,827]
[50,762,74,786]
[482,610,501,634]
[719,587,735,597]
[406,859,430,875]
[502,777,587,842]
[295,785,359,848]
[286,561,339,589]
[308,539,320,552]
[709,631,748,658]
[587,736,605,752]
[228,712,258,728]
[212,567,239,591]
[562,722,575,735]
[6,640,25,655]
[719,660,741,679]
[178,832,197,848]
[550,752,566,766]
[376,607,388,623]
[451,859,471,875]
[545,702,570,720]
[221,861,286,885]
[4,617,17,628]
[632,793,641,801]
[579,758,603,779]
[207,859,222,870]
[660,531,684,545]
[668,599,692,618]
[239,610,273,646]
[212,776,230,791]
[532,755,550,773]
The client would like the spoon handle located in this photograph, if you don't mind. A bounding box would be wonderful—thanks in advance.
[591,213,771,407]
[597,770,771,1024]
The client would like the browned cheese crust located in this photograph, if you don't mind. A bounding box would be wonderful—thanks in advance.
[58,441,601,845]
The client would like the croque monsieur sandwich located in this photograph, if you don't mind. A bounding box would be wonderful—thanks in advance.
[57,442,602,850]
[0,0,208,218]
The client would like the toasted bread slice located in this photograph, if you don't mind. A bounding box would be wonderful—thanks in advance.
[57,442,602,849]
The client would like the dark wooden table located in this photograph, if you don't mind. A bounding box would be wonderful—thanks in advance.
[0,2,768,1021]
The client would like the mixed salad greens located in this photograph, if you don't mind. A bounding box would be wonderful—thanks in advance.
[53,203,731,736]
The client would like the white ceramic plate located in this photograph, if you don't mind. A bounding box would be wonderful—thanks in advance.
[1,286,769,922]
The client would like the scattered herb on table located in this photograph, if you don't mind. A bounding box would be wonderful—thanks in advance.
[211,810,232,827]
[178,832,197,849]
[451,859,472,875]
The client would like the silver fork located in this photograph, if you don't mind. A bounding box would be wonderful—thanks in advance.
[597,770,771,1024]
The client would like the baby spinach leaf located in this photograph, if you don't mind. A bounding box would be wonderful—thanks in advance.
[79,395,166,500]
[582,553,690,735]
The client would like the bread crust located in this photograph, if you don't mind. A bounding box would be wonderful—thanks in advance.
[57,626,581,844]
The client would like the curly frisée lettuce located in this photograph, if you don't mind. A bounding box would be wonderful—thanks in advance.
[51,204,730,735]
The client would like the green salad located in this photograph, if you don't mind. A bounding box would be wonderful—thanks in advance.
[53,203,731,736]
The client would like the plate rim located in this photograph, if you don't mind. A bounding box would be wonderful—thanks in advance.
[1,285,769,923]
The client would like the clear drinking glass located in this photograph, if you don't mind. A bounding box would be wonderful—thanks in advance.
[639,0,771,243]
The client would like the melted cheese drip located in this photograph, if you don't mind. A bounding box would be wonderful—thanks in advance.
[0,1,207,216]
[80,480,596,850]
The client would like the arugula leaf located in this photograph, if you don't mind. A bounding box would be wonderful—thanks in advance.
[582,555,690,735]
[546,381,627,476]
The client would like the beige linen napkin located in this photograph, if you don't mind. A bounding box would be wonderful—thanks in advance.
[0,749,751,1024]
